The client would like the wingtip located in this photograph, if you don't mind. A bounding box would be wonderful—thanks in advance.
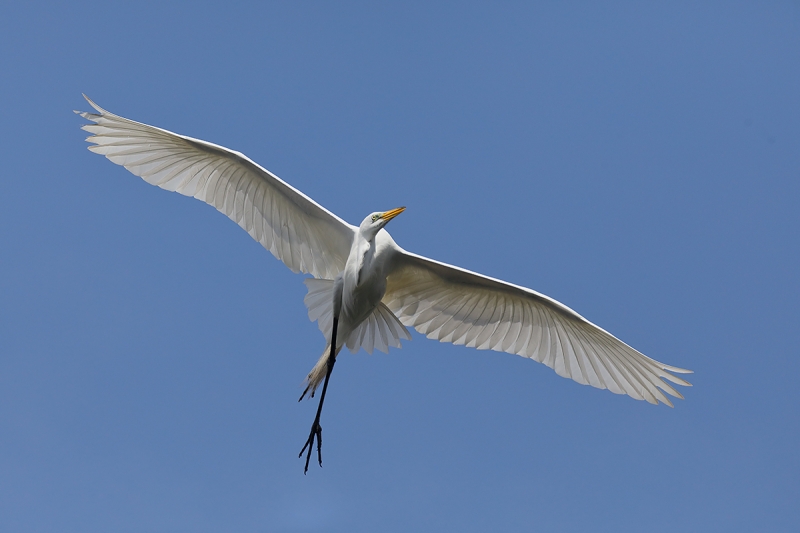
[80,93,105,114]
[75,109,98,123]
[663,364,693,374]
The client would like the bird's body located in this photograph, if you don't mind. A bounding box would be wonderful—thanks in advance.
[342,226,393,336]
[304,222,404,394]
[77,95,692,472]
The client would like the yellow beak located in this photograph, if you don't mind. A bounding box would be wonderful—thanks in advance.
[381,206,406,221]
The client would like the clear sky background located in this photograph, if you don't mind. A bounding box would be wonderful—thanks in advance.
[1,2,798,532]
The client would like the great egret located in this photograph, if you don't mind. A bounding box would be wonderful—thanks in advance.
[77,95,691,473]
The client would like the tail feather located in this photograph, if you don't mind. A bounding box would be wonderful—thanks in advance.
[300,343,336,400]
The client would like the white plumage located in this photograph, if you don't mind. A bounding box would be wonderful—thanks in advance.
[77,95,691,469]
[79,96,353,281]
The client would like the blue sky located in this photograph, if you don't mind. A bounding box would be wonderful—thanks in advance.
[1,1,799,531]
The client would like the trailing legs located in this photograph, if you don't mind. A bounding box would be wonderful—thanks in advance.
[299,316,338,474]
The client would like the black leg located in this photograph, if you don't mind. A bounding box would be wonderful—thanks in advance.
[299,316,338,474]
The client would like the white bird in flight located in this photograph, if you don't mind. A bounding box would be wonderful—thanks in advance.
[77,95,691,473]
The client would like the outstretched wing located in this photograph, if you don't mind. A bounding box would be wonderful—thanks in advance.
[383,251,692,406]
[77,95,355,280]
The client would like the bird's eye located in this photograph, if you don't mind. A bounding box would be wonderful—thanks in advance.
[372,214,379,222]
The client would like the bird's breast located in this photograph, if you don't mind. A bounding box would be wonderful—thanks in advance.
[341,247,386,327]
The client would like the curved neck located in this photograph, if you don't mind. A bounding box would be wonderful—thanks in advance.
[353,231,373,285]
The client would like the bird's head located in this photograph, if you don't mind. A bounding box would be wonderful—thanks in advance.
[359,207,405,240]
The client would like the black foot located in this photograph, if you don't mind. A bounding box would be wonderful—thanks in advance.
[299,418,323,474]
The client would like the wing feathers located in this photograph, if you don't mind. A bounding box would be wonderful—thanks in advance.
[77,96,355,280]
[384,250,691,406]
